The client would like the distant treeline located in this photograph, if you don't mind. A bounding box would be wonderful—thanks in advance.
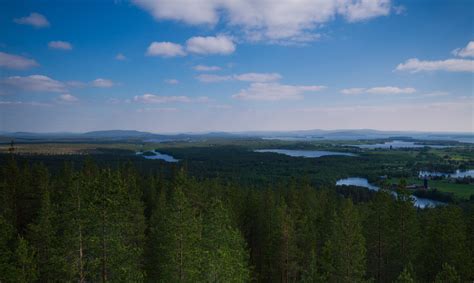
[1,156,473,282]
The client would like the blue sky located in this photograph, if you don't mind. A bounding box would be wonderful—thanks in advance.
[0,0,473,133]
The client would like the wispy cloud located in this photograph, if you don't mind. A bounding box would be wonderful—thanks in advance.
[48,41,73,50]
[452,41,474,58]
[164,79,179,84]
[396,58,474,73]
[0,52,38,70]
[186,35,235,55]
[14,12,50,28]
[3,75,66,92]
[146,42,186,57]
[58,93,79,103]
[0,100,52,107]
[197,72,281,83]
[233,82,325,101]
[133,93,210,104]
[193,65,221,71]
[133,0,392,43]
[341,86,416,95]
[396,42,474,73]
[115,53,127,61]
[137,107,179,113]
[91,78,114,88]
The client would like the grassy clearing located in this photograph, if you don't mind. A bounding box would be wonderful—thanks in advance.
[390,177,473,200]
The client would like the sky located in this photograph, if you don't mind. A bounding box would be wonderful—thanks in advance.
[0,0,473,133]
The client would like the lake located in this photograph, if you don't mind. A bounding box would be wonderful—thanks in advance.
[254,149,356,158]
[136,150,179,162]
[354,140,450,149]
[336,177,445,208]
[419,169,474,178]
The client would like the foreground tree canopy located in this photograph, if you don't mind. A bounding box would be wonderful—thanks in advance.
[1,156,473,282]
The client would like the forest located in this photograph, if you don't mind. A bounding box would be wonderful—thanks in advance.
[1,154,473,282]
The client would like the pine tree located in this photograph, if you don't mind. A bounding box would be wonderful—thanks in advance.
[0,216,17,282]
[434,263,461,283]
[27,184,59,282]
[389,187,419,280]
[200,199,250,282]
[158,186,202,282]
[321,199,366,282]
[365,190,392,282]
[419,206,469,281]
[14,236,38,282]
[277,200,299,283]
[394,264,415,283]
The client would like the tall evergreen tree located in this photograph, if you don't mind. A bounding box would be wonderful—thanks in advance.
[157,186,202,282]
[419,206,470,281]
[14,236,38,283]
[389,188,419,280]
[27,184,60,282]
[201,199,250,282]
[321,199,366,282]
[434,263,461,283]
[365,190,392,282]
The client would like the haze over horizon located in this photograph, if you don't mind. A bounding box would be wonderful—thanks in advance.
[1,0,473,133]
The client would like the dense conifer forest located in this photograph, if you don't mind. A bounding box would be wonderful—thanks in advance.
[1,155,473,282]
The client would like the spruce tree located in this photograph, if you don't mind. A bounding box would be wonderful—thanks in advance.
[365,190,392,282]
[434,263,461,283]
[158,186,202,282]
[321,199,366,282]
[200,199,250,282]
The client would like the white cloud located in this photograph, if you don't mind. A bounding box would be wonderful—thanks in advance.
[186,35,235,55]
[233,72,281,82]
[233,82,325,101]
[366,87,415,94]
[134,94,211,104]
[48,41,73,50]
[165,79,179,84]
[193,64,222,71]
[115,53,127,60]
[209,104,232,109]
[0,100,51,107]
[396,58,474,73]
[91,78,114,88]
[146,42,186,57]
[0,52,38,70]
[134,94,192,104]
[137,107,179,113]
[422,91,450,98]
[196,74,232,82]
[197,72,281,83]
[66,80,87,88]
[340,88,365,95]
[338,0,391,22]
[133,0,392,42]
[58,93,79,103]
[3,75,66,92]
[14,12,50,28]
[452,41,474,58]
[341,86,416,95]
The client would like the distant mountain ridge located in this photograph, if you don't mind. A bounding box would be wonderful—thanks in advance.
[1,129,472,143]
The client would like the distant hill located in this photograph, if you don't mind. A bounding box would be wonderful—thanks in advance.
[0,129,472,143]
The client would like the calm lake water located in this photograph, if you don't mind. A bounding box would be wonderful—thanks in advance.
[336,177,445,208]
[354,140,450,149]
[419,169,474,178]
[136,150,179,162]
[254,149,356,158]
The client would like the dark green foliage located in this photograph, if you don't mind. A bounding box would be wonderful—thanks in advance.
[434,263,461,283]
[321,199,366,282]
[1,156,473,282]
